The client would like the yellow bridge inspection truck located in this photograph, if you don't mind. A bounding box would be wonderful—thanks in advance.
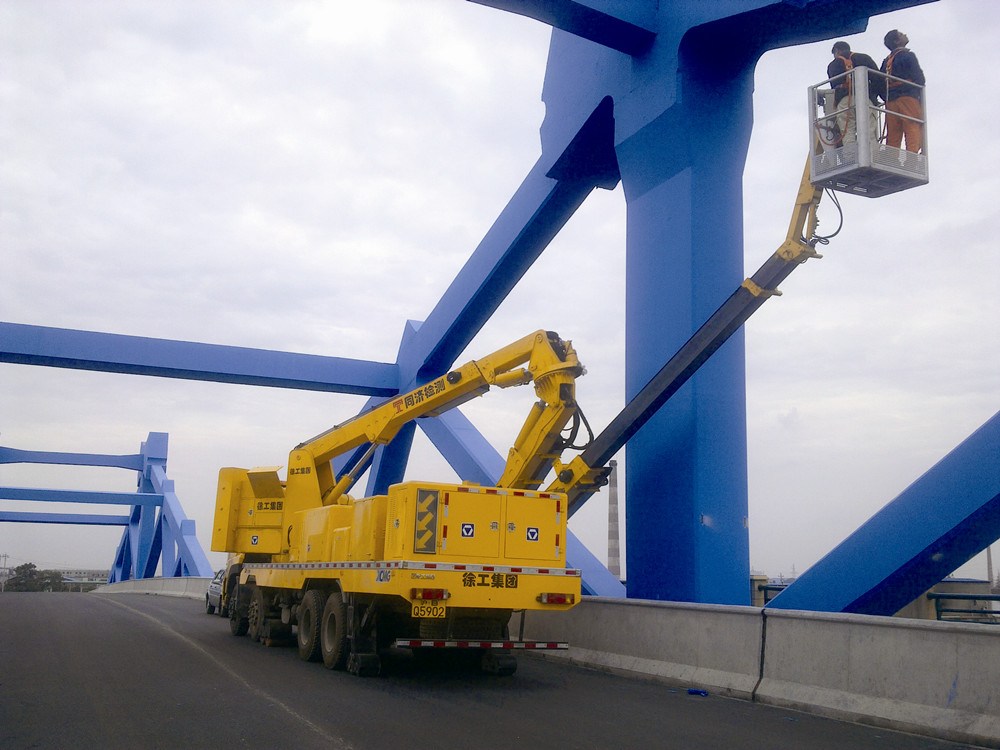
[212,331,596,676]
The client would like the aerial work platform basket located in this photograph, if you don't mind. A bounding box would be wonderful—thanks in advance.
[809,65,927,198]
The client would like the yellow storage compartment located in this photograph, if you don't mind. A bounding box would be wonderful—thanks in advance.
[504,493,564,563]
[441,489,502,558]
[349,495,388,560]
[384,483,434,559]
[296,504,353,562]
[330,527,351,562]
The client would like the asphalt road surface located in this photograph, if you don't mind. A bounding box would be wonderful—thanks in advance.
[0,593,982,749]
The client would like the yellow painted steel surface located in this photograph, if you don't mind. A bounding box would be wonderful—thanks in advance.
[215,478,580,611]
[240,561,578,612]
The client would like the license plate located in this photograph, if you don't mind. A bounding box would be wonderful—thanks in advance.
[411,602,447,619]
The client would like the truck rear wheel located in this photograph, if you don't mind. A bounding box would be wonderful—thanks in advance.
[247,585,266,642]
[320,591,348,670]
[297,590,323,662]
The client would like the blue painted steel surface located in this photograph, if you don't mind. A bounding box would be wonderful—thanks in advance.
[0,322,398,396]
[0,512,130,525]
[469,0,656,56]
[767,411,1000,615]
[418,410,506,487]
[0,432,213,581]
[567,531,626,597]
[395,161,602,387]
[107,432,214,581]
[0,446,144,471]
[0,487,164,505]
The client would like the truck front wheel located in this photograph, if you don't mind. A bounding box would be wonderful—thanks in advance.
[229,584,249,636]
[320,591,348,670]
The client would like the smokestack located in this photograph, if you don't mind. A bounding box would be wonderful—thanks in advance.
[607,460,621,579]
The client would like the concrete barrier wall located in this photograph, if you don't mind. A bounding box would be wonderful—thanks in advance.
[96,576,210,600]
[522,598,1000,748]
[520,597,762,698]
[758,608,1000,747]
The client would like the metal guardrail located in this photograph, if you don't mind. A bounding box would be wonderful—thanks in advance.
[757,583,787,605]
[926,593,1000,624]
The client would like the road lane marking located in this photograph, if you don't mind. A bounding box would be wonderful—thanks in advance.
[101,596,353,749]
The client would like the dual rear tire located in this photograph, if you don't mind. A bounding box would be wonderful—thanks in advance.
[296,590,324,662]
[320,590,349,670]
[296,589,348,669]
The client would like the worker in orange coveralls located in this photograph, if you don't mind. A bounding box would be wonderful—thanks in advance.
[880,30,926,153]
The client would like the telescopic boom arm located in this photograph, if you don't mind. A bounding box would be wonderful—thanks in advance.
[548,157,828,514]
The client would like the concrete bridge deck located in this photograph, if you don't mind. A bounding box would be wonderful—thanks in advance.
[0,592,980,749]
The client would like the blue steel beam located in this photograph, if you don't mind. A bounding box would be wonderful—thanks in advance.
[468,0,657,56]
[0,322,398,396]
[0,487,163,506]
[767,411,1000,616]
[0,511,130,525]
[129,433,164,578]
[539,0,932,605]
[419,410,505,486]
[0,446,144,471]
[396,145,613,386]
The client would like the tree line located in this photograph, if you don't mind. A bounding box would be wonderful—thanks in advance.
[1,562,98,592]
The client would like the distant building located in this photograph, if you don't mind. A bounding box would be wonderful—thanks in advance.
[58,569,111,590]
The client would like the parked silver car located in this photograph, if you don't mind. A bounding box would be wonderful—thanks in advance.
[206,569,226,616]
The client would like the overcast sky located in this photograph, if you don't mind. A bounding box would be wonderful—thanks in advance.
[1,1,997,587]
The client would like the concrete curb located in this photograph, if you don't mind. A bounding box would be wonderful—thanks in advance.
[95,576,210,600]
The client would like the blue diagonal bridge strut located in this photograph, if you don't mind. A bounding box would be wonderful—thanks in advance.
[0,0,956,603]
[767,411,1000,615]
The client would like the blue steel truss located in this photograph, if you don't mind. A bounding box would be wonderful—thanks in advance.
[0,433,213,581]
[5,0,987,609]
